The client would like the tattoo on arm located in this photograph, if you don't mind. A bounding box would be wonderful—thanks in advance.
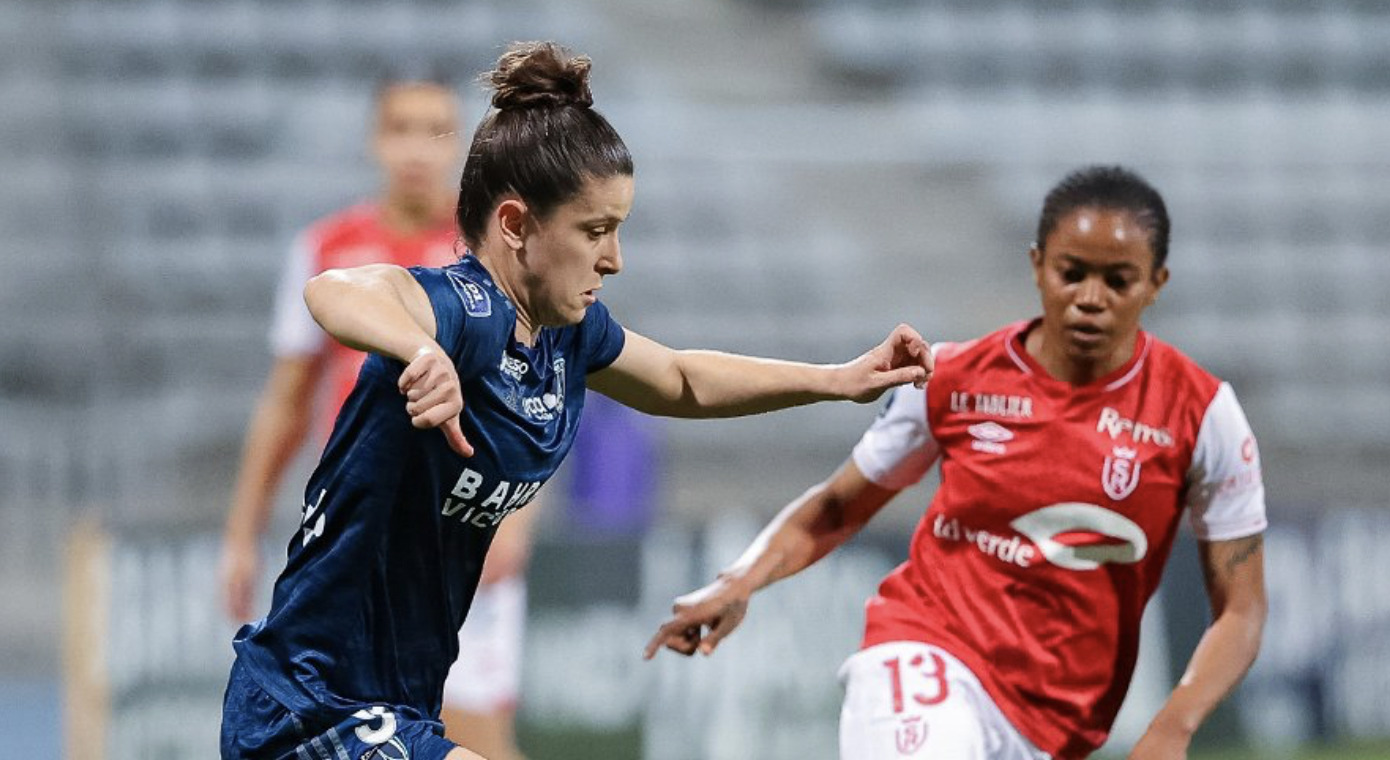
[1222,534,1263,577]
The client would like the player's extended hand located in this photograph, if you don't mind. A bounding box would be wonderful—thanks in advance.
[643,575,752,660]
[219,533,261,622]
[835,323,932,404]
[399,345,474,457]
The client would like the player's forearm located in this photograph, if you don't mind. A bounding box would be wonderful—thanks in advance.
[304,268,435,363]
[662,350,843,418]
[1147,604,1265,739]
[723,482,864,593]
[226,393,313,542]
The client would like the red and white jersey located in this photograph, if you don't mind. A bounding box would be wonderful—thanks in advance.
[269,203,457,438]
[851,319,1265,760]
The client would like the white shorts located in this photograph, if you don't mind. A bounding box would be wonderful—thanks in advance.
[441,576,527,713]
[838,642,1051,760]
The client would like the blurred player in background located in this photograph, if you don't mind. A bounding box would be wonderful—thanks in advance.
[218,41,932,760]
[648,166,1267,760]
[218,69,530,760]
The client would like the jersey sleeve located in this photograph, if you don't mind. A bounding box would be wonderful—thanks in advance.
[268,232,326,357]
[576,300,626,374]
[850,384,941,490]
[411,266,500,381]
[1184,382,1267,541]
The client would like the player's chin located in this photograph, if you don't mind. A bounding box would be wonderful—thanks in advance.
[563,301,591,325]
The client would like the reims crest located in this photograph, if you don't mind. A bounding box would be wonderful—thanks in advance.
[895,716,928,755]
[1102,446,1141,501]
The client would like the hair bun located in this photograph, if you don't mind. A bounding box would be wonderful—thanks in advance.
[488,41,593,110]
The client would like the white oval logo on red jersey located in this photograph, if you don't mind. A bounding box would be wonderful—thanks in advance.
[1010,502,1148,571]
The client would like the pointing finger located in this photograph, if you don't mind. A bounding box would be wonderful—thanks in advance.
[442,417,474,457]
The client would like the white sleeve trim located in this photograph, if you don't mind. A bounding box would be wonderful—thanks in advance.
[851,384,940,490]
[268,232,327,358]
[1185,382,1267,541]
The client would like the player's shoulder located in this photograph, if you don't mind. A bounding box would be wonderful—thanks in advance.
[300,202,380,250]
[928,320,1027,374]
[1141,332,1224,401]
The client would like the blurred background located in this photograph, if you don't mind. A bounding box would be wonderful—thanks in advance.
[3,0,1388,757]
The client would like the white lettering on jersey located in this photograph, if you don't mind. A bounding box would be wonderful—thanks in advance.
[441,468,544,529]
[500,354,528,381]
[450,468,484,500]
[932,515,1036,567]
[1096,407,1174,447]
[1010,503,1148,571]
[949,391,1033,419]
[1101,446,1142,500]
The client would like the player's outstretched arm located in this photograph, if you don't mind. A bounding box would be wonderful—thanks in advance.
[220,355,320,621]
[588,324,931,419]
[305,264,473,456]
[644,460,899,659]
[1129,533,1267,759]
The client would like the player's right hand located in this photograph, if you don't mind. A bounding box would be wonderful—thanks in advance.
[399,345,474,457]
[643,575,752,659]
[219,535,261,622]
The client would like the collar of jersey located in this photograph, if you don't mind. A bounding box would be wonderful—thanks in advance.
[1005,317,1152,395]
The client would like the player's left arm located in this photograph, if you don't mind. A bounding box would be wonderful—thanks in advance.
[587,324,931,418]
[1130,533,1266,759]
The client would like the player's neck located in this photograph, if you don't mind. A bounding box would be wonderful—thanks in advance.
[470,247,540,347]
[1024,324,1135,386]
[379,190,450,236]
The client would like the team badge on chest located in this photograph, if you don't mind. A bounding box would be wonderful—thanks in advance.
[1102,446,1141,500]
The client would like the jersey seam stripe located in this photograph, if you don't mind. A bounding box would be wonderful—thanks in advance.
[328,729,351,760]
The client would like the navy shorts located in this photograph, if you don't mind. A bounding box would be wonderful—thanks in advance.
[221,658,458,760]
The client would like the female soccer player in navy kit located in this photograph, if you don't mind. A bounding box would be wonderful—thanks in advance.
[219,41,931,760]
[647,166,1268,760]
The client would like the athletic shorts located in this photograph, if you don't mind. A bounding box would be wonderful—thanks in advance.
[220,658,458,760]
[838,641,1051,760]
[441,576,526,713]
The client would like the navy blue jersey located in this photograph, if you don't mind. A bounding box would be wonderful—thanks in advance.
[232,255,625,724]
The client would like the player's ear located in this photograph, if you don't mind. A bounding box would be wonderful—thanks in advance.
[1147,265,1170,306]
[1028,244,1045,287]
[496,196,530,252]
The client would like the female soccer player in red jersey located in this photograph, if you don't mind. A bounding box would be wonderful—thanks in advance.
[647,166,1267,760]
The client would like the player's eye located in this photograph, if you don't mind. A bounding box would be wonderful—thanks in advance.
[1062,268,1085,283]
[1106,274,1131,292]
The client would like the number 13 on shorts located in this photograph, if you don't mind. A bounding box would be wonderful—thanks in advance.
[883,651,950,713]
[840,642,1041,759]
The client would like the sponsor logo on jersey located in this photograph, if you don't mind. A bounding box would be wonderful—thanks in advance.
[1096,407,1173,447]
[949,390,1033,419]
[301,489,326,547]
[500,354,528,381]
[933,502,1149,571]
[442,467,544,529]
[518,358,566,421]
[1010,502,1148,571]
[932,515,1036,567]
[967,421,1014,455]
[1101,446,1142,500]
[447,270,492,317]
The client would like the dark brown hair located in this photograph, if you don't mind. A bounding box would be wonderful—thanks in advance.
[1036,165,1171,272]
[456,42,633,248]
